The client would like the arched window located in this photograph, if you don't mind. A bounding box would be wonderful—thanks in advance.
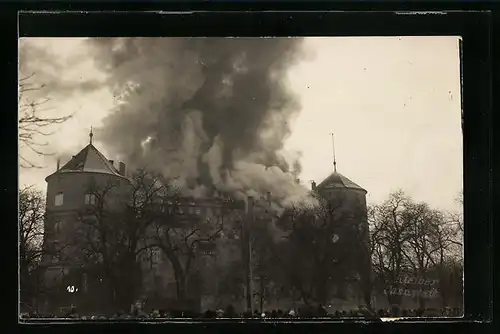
[55,193,64,206]
[54,221,63,233]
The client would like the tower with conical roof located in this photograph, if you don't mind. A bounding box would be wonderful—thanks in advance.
[41,129,130,313]
[310,134,371,308]
[312,133,367,210]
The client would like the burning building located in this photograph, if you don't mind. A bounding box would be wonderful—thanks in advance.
[37,38,372,314]
[40,131,371,314]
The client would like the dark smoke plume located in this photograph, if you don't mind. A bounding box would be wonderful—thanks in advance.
[89,38,317,209]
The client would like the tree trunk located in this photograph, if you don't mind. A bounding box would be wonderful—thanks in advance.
[362,285,372,310]
[172,261,187,304]
[176,277,187,303]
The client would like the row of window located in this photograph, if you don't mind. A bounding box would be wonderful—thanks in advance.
[55,193,235,218]
[162,205,202,216]
[161,205,233,218]
[53,193,97,206]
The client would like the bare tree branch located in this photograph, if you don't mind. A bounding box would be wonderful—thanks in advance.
[18,74,73,168]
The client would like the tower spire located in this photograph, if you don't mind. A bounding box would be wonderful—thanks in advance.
[331,132,337,172]
[89,126,94,145]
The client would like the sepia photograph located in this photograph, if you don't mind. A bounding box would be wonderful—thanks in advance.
[19,36,464,320]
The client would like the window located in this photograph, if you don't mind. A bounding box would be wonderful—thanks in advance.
[54,193,64,206]
[152,249,161,263]
[54,221,63,233]
[85,193,97,205]
[82,273,88,293]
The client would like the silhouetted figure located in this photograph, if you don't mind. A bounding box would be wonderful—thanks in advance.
[317,304,328,317]
[225,305,236,318]
[65,306,78,318]
[132,308,139,317]
[391,306,400,317]
[203,309,215,318]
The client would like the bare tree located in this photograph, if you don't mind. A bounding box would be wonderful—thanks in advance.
[447,190,464,247]
[369,190,414,308]
[369,190,464,310]
[18,74,72,168]
[19,186,70,313]
[73,170,166,311]
[149,193,236,307]
[431,191,463,308]
[275,195,364,307]
[19,186,45,311]
[400,203,448,308]
[248,203,280,313]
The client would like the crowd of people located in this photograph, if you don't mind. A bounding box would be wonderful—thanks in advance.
[20,305,462,320]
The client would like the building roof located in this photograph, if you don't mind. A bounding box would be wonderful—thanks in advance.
[48,143,125,179]
[316,172,366,193]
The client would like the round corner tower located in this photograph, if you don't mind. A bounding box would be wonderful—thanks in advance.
[42,131,130,313]
[311,169,371,307]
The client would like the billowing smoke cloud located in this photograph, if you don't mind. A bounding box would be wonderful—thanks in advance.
[88,38,317,209]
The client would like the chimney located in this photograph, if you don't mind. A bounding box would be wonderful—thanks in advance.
[56,158,60,171]
[119,162,126,176]
[109,160,114,167]
[311,181,317,191]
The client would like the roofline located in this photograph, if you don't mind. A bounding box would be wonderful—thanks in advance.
[316,171,367,192]
[45,170,131,183]
[317,185,368,194]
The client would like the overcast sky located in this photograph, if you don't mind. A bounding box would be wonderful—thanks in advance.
[18,36,462,212]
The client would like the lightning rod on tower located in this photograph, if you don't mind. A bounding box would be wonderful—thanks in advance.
[89,126,94,145]
[331,132,337,172]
